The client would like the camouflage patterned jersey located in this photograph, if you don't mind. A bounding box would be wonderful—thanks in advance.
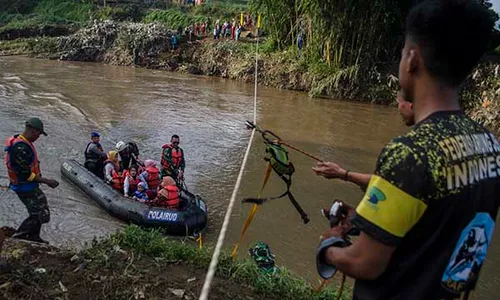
[351,111,500,300]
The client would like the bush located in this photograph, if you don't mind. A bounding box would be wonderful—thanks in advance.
[94,4,144,22]
[0,0,39,14]
[143,9,204,30]
[33,0,93,23]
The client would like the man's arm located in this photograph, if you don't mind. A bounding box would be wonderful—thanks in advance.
[325,232,395,280]
[139,172,149,190]
[89,144,107,159]
[10,143,59,188]
[346,172,372,190]
[317,140,428,280]
[179,148,185,171]
[123,176,130,196]
[313,162,371,190]
[104,164,114,182]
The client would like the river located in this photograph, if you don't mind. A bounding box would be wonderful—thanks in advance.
[0,56,498,299]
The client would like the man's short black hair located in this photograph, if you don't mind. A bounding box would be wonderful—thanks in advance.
[171,134,180,140]
[405,0,495,86]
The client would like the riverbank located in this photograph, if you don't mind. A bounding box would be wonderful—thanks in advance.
[1,19,498,135]
[0,225,346,300]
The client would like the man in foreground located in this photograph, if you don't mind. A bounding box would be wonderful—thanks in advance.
[316,1,500,299]
[4,118,59,244]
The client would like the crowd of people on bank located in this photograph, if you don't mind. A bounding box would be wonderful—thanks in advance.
[176,13,256,46]
[83,133,186,210]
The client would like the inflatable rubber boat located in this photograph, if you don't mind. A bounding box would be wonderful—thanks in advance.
[60,159,207,236]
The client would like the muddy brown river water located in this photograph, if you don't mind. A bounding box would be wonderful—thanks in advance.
[0,56,498,299]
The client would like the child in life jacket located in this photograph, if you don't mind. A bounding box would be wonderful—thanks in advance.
[140,159,161,199]
[133,182,149,202]
[155,176,181,209]
[123,165,141,197]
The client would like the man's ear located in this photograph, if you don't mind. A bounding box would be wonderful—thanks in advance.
[407,48,420,74]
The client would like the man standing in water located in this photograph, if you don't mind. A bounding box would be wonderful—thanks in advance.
[315,1,500,299]
[4,118,59,244]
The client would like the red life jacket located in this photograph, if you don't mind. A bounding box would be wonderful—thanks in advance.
[104,160,123,191]
[124,170,141,194]
[157,185,180,209]
[5,135,41,192]
[146,167,160,190]
[161,144,183,171]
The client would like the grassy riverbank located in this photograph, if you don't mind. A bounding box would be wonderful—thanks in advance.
[0,225,346,299]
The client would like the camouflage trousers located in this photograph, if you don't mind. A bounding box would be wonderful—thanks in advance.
[15,188,50,238]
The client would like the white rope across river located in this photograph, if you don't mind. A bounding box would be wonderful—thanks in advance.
[198,30,260,300]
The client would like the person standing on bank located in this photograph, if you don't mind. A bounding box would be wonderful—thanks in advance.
[316,1,500,299]
[4,118,59,244]
[84,131,107,179]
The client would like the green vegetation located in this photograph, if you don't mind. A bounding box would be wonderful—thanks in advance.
[248,0,499,99]
[0,0,248,32]
[84,225,348,300]
[143,3,244,29]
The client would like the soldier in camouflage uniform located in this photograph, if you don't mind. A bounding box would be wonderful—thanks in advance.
[4,118,59,244]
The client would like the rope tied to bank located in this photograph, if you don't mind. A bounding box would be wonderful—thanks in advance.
[198,25,260,300]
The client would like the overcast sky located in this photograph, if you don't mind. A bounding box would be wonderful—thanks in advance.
[492,0,500,16]
[491,0,500,28]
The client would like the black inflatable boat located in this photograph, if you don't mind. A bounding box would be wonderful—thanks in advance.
[60,159,207,236]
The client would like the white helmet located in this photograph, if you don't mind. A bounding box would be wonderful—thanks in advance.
[115,141,127,152]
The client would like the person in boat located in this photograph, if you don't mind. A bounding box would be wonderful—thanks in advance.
[84,131,107,179]
[123,165,141,197]
[132,182,149,202]
[155,176,181,209]
[103,150,123,192]
[140,159,161,199]
[115,141,141,171]
[315,2,500,299]
[313,90,414,191]
[4,117,59,244]
[160,134,185,183]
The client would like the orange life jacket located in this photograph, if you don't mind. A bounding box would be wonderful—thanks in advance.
[104,160,123,191]
[157,185,180,209]
[124,170,141,194]
[4,135,40,192]
[161,144,183,171]
[146,167,160,191]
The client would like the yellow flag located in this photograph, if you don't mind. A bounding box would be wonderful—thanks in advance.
[257,13,262,28]
[240,12,243,25]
